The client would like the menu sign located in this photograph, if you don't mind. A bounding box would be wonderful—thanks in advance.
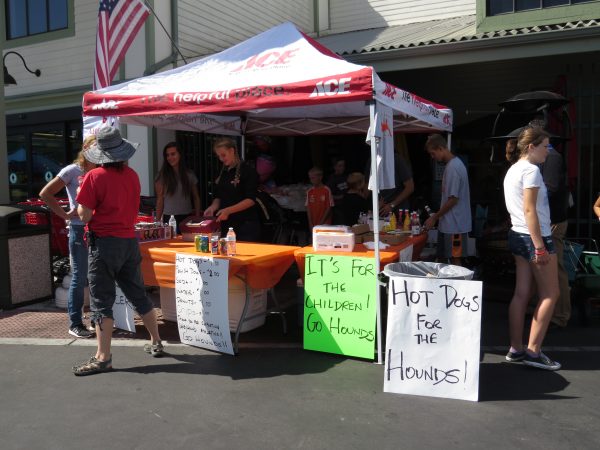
[113,283,135,333]
[384,276,482,401]
[175,254,233,355]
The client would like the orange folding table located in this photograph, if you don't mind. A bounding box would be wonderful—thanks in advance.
[139,239,300,351]
[293,233,428,280]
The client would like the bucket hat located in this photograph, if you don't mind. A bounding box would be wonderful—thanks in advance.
[84,127,139,164]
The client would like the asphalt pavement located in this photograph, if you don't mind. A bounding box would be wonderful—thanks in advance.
[1,274,600,449]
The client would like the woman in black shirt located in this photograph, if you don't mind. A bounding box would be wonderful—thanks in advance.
[204,137,261,241]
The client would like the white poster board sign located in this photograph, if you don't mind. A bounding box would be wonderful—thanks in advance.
[175,254,233,355]
[384,276,482,402]
[113,283,136,333]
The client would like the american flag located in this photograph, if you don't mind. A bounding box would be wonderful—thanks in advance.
[94,0,150,89]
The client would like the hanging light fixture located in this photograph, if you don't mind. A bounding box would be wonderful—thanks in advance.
[3,51,41,86]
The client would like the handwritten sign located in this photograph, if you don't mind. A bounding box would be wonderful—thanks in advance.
[303,254,376,359]
[384,275,482,401]
[175,254,233,355]
[113,283,135,333]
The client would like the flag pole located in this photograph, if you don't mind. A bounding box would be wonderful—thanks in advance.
[143,0,187,65]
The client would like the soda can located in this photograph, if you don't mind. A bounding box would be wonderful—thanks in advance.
[194,234,202,252]
[219,238,228,255]
[210,236,219,255]
[200,234,209,253]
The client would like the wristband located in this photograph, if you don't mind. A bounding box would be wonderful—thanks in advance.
[534,248,547,256]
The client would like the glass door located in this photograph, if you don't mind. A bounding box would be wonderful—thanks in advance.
[7,133,28,202]
[31,126,69,199]
[7,122,81,203]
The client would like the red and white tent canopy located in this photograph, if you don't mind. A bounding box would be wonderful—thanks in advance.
[82,22,452,136]
[83,22,453,363]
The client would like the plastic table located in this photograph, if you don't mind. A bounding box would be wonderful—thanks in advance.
[140,238,300,352]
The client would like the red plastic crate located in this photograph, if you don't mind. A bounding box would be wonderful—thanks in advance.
[19,198,70,257]
[50,214,69,257]
[24,211,49,226]
[136,214,154,223]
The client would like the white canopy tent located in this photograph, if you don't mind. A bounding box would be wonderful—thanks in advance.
[83,22,453,362]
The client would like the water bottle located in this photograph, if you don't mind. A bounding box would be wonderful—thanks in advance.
[425,205,434,218]
[164,222,172,239]
[168,215,177,238]
[226,227,236,256]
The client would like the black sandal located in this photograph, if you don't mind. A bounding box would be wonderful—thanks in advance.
[73,356,113,376]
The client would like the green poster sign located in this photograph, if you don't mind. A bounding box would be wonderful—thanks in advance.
[303,254,377,359]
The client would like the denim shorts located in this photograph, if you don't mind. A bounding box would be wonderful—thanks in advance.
[507,230,555,261]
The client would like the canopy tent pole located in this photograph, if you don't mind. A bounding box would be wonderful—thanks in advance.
[240,117,247,160]
[369,101,383,365]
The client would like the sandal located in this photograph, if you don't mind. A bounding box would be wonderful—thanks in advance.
[73,356,113,376]
[144,342,164,357]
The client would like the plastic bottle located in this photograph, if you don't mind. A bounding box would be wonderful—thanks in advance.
[164,222,172,239]
[168,215,177,238]
[394,209,400,229]
[226,227,237,256]
[403,209,410,231]
[389,211,397,231]
[411,212,421,236]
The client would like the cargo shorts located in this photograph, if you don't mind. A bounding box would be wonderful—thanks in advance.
[87,235,153,325]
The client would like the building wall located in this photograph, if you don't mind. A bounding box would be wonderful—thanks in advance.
[326,0,475,34]
[3,0,96,98]
[176,0,314,61]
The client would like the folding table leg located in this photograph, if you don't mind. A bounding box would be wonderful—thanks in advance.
[268,288,287,335]
[233,275,251,354]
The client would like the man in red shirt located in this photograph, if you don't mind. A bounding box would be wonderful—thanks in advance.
[73,127,164,376]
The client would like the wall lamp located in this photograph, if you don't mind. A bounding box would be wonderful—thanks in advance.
[3,51,41,86]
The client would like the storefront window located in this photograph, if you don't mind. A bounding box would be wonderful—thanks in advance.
[31,128,67,197]
[6,122,80,203]
[7,134,28,202]
[487,0,597,15]
[5,0,68,39]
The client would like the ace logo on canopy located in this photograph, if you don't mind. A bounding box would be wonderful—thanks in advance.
[310,78,352,97]
[231,48,300,72]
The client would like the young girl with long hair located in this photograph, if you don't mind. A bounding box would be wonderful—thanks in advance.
[39,135,97,339]
[503,127,561,370]
[154,142,201,233]
[204,137,260,241]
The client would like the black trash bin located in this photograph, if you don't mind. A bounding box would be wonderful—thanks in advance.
[0,205,53,309]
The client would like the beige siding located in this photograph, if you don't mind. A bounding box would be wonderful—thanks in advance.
[177,0,314,61]
[4,0,97,98]
[327,0,475,34]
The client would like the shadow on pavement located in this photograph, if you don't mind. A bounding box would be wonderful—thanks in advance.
[479,360,575,401]
[116,347,343,379]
